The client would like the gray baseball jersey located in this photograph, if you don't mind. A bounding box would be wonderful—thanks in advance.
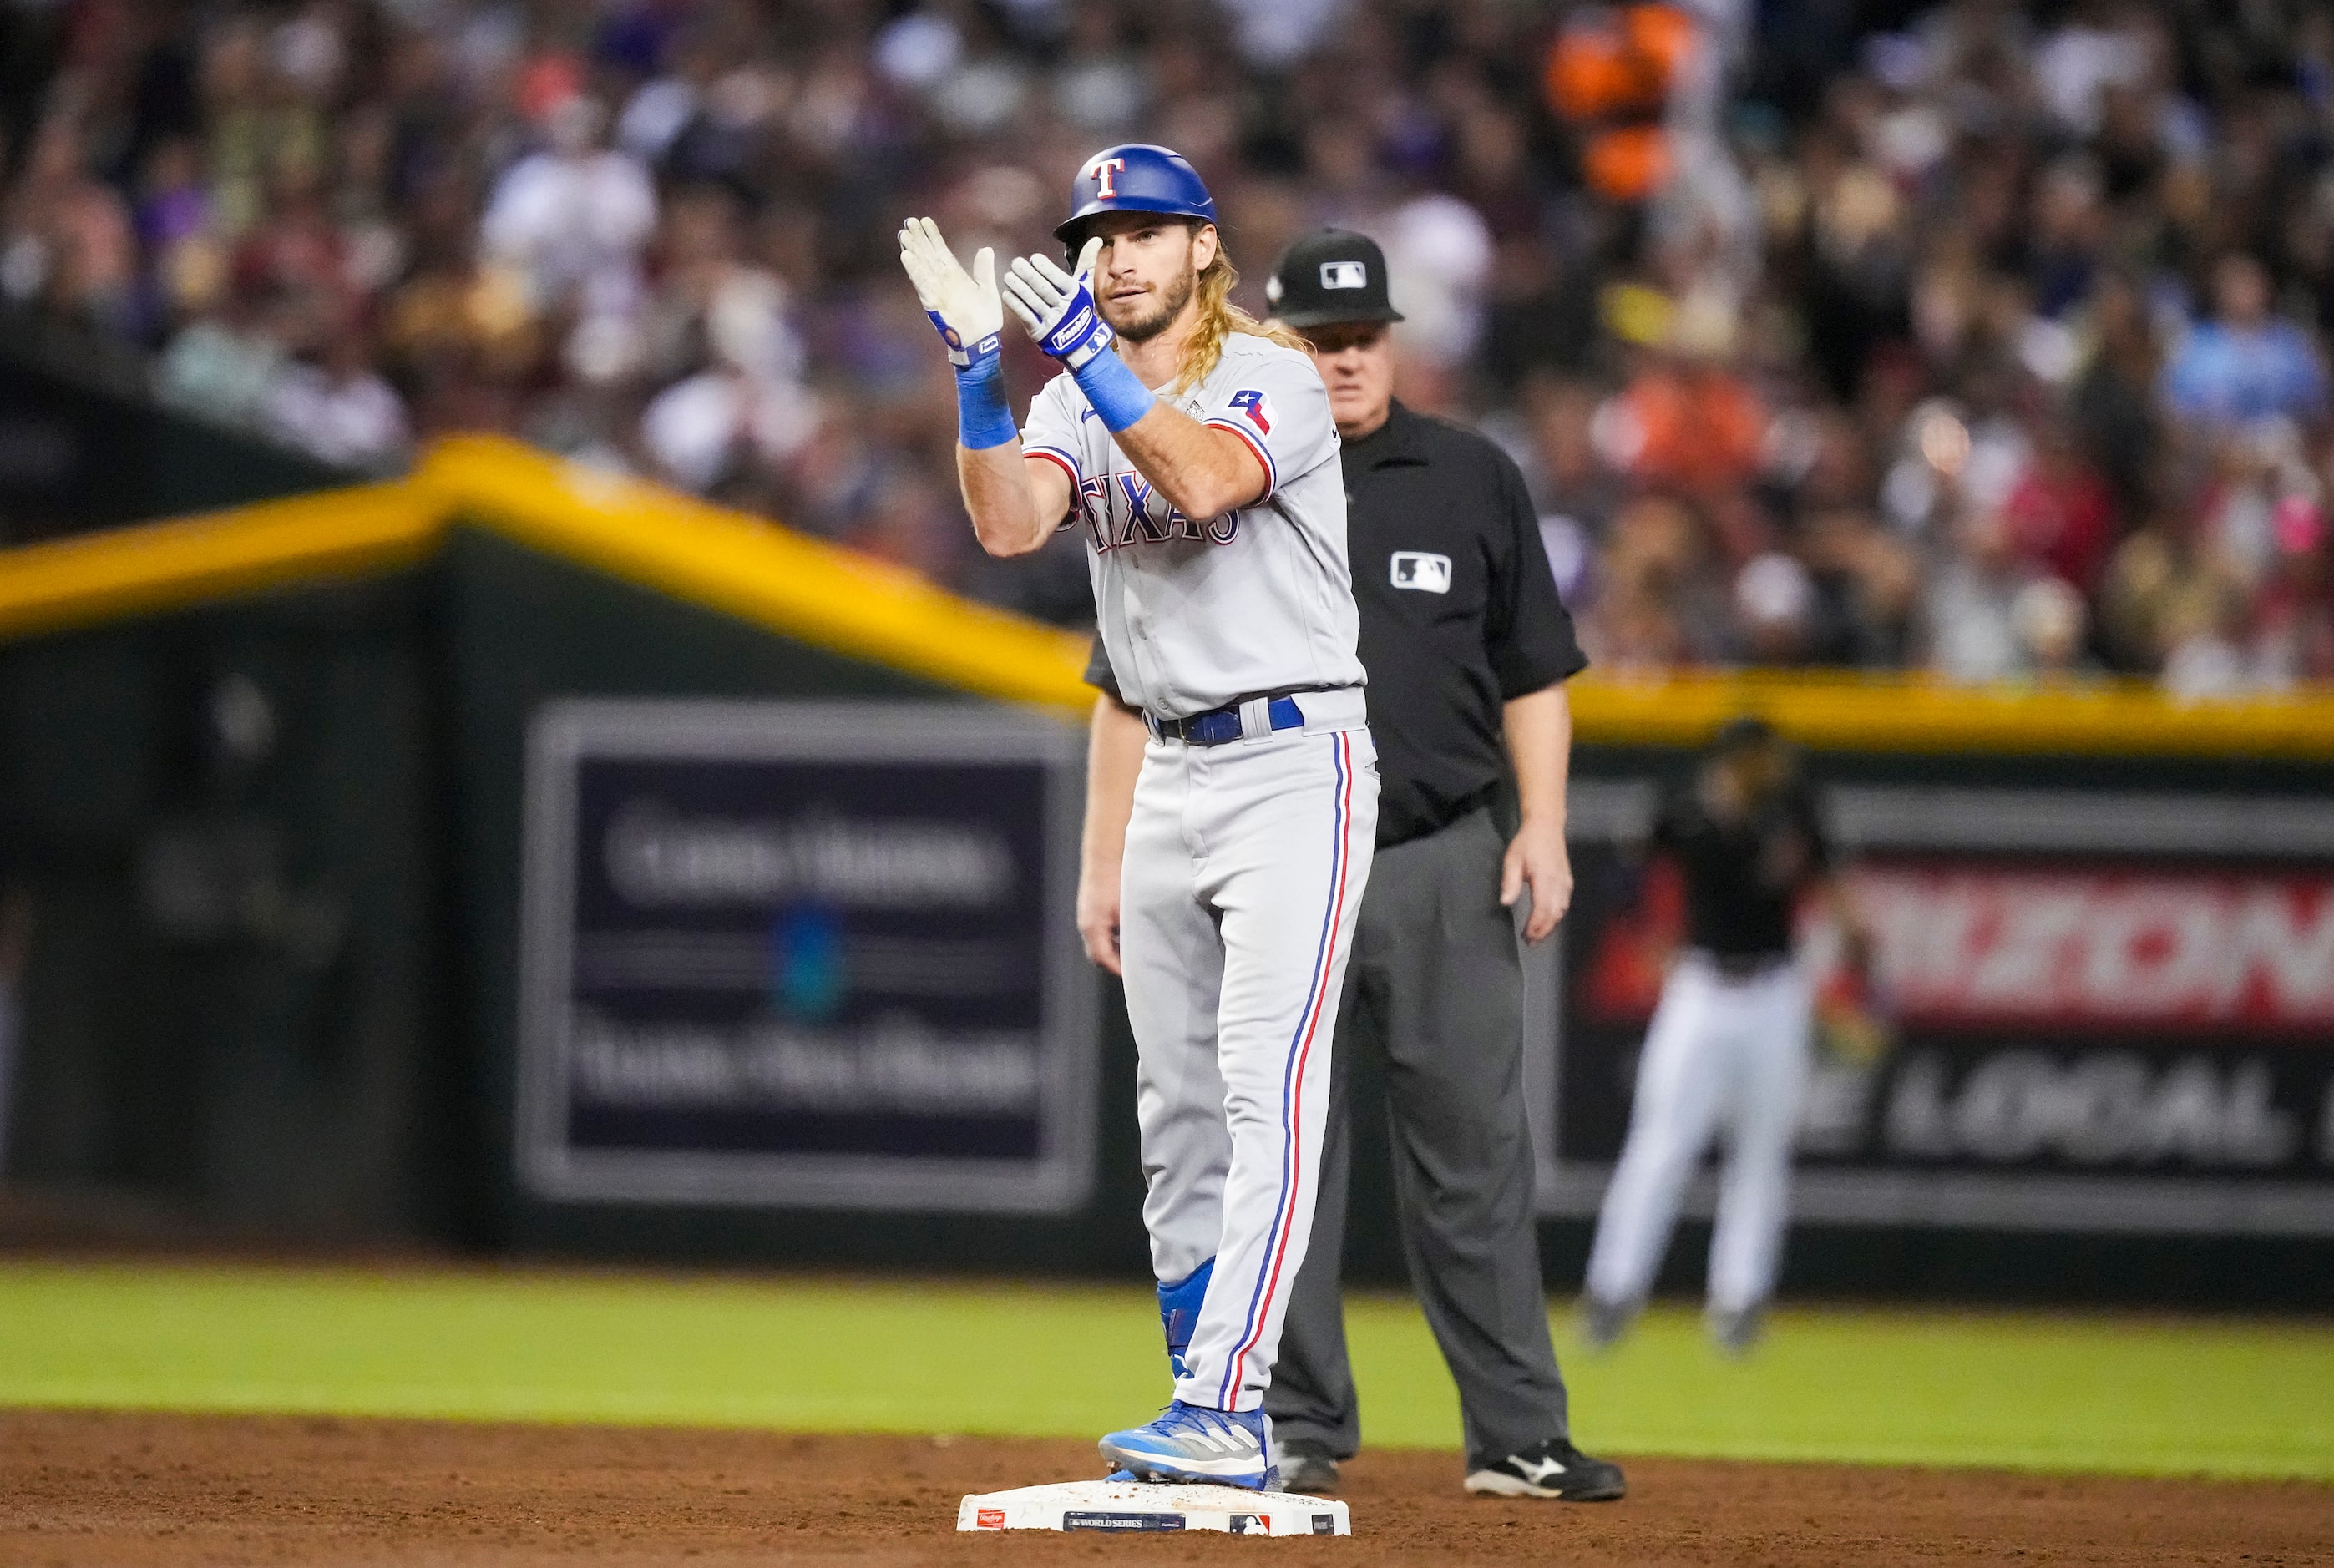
[1021,332,1364,720]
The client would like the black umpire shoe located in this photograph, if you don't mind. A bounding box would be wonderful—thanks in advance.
[1464,1438,1627,1501]
[1269,1437,1341,1495]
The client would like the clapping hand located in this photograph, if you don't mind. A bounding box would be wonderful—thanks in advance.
[1003,236,1115,370]
[898,216,1002,371]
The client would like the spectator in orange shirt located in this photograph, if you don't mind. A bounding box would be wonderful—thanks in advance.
[1607,288,1768,507]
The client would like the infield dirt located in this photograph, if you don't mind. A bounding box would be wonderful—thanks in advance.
[3,1410,2327,1565]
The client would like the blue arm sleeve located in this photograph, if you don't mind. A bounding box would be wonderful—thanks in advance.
[1070,348,1157,434]
[956,354,1018,451]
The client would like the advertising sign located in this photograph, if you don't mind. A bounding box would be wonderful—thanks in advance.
[1539,782,2334,1235]
[516,700,1093,1211]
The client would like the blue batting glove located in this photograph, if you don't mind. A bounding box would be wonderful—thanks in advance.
[1004,238,1116,371]
[1003,237,1155,432]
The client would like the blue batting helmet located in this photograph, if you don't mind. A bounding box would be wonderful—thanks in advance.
[1056,143,1218,245]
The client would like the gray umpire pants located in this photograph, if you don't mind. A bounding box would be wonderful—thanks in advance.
[1261,807,1570,1463]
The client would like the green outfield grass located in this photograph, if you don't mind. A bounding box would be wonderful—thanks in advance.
[0,1260,2326,1480]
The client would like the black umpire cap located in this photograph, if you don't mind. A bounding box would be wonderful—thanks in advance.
[1265,229,1406,331]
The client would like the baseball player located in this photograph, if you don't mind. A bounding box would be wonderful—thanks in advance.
[1088,230,1624,1503]
[1580,717,1867,1354]
[900,144,1376,1491]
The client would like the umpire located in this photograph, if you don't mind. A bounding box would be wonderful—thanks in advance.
[1076,230,1623,1502]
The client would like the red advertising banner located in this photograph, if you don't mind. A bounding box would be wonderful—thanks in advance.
[1582,862,2334,1034]
[1859,866,2334,1034]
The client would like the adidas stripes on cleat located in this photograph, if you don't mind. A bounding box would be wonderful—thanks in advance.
[1098,1400,1278,1490]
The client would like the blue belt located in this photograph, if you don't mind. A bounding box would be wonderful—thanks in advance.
[1151,694,1306,746]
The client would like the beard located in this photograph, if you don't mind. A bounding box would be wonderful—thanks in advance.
[1109,262,1199,343]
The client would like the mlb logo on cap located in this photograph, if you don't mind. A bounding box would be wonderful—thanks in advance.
[1269,228,1405,330]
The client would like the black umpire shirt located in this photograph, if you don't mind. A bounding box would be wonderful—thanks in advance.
[1651,772,1831,959]
[1086,398,1587,848]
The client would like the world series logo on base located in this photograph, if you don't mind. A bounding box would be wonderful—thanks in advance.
[957,1479,1351,1536]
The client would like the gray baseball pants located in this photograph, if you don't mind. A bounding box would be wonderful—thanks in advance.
[1121,690,1378,1414]
[1262,806,1571,1461]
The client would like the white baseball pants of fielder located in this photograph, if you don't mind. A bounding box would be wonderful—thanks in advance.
[1120,694,1377,1414]
[1585,952,1812,1313]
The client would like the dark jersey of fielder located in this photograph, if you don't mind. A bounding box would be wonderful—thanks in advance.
[1088,399,1585,847]
[1651,772,1831,959]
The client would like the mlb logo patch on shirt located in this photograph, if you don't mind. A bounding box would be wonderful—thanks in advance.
[1320,260,1368,290]
[1390,551,1452,593]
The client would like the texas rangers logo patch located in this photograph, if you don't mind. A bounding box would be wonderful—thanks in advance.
[1227,388,1273,435]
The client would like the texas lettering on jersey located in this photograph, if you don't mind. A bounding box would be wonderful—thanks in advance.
[1058,386,1277,552]
[1071,470,1239,552]
[1016,331,1358,718]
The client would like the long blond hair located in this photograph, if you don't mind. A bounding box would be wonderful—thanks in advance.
[1176,234,1310,392]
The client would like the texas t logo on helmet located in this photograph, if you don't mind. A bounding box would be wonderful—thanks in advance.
[1056,142,1219,245]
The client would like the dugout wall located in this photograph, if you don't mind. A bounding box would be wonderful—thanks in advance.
[1,437,2329,1303]
[0,310,353,545]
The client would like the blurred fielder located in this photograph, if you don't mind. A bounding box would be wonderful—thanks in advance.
[1581,717,1870,1354]
[902,144,1375,1491]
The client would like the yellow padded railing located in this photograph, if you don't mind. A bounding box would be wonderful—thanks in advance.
[3,432,2331,755]
[1564,670,2334,760]
[0,480,439,642]
[419,436,1093,713]
[0,436,1092,715]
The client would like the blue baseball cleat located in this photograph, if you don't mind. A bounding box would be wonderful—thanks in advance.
[1098,1400,1278,1490]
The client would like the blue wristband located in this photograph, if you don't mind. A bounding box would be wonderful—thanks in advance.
[954,350,1017,450]
[1071,346,1156,434]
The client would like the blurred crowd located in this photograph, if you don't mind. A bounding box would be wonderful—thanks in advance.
[4,0,2334,691]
